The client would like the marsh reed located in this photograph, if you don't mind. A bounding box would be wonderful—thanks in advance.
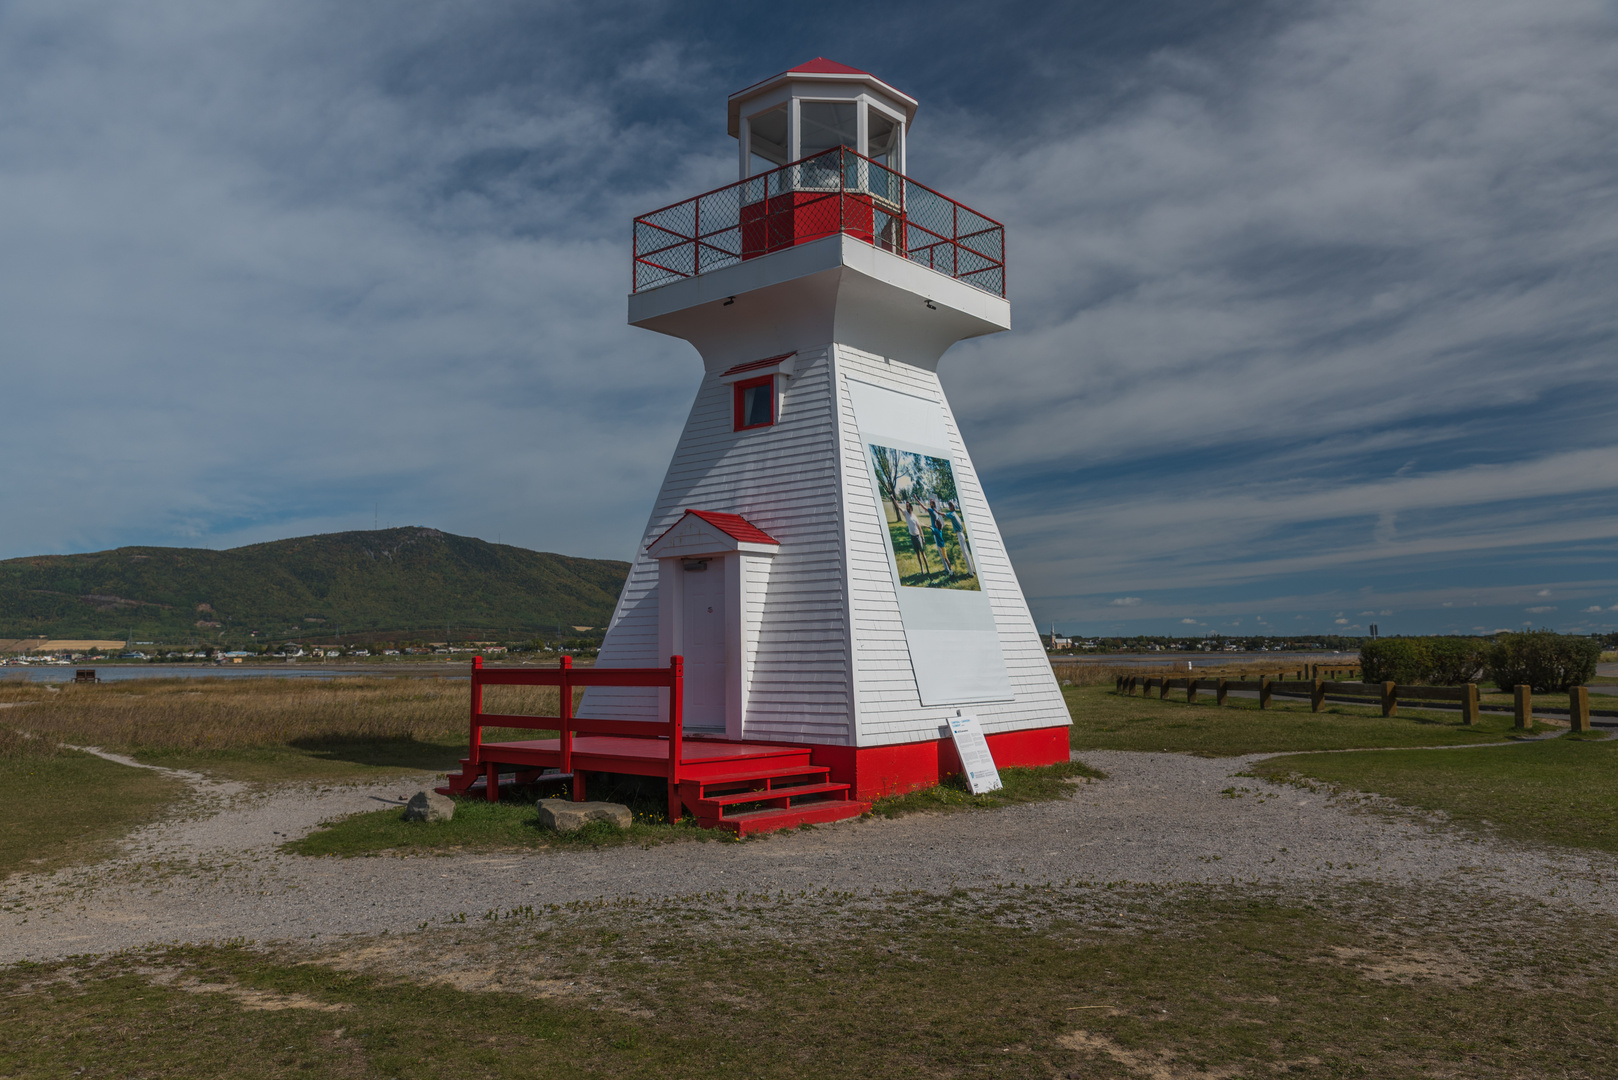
[0,677,566,758]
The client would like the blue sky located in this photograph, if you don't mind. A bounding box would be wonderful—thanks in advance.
[1,0,1615,638]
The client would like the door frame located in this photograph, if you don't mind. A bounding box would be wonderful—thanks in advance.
[648,513,779,741]
[657,552,740,736]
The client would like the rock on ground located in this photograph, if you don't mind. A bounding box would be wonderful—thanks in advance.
[536,799,631,831]
[403,790,455,823]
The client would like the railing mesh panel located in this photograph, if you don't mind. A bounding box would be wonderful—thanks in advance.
[633,148,1006,297]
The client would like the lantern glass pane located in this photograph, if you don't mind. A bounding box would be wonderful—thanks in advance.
[800,101,857,157]
[749,105,788,168]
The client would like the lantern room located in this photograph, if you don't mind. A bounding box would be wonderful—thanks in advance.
[728,58,917,180]
[722,59,921,262]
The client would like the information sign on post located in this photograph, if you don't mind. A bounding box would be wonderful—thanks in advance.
[947,712,1002,794]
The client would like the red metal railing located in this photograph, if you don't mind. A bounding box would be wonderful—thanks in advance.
[469,654,685,819]
[633,146,1006,297]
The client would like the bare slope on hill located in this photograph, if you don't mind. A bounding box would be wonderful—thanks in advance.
[0,527,628,643]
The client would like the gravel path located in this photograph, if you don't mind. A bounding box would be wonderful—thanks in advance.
[4,749,1615,964]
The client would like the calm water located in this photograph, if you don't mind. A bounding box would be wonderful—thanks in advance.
[1050,652,1357,669]
[1,663,468,684]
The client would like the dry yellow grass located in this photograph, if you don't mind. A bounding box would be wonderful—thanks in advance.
[1048,662,1182,686]
[0,676,566,759]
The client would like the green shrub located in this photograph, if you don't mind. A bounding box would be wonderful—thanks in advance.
[1359,637,1487,685]
[1424,638,1486,684]
[1485,631,1600,693]
[1359,638,1429,684]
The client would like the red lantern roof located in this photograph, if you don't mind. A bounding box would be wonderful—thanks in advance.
[787,57,872,77]
[728,59,918,136]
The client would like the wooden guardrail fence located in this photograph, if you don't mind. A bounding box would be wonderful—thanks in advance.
[1114,674,1611,731]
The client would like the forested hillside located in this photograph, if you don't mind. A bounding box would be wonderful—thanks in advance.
[0,527,628,645]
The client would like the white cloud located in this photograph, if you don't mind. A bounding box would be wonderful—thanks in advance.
[1587,606,1604,613]
[1180,618,1197,624]
[1537,589,1553,597]
[1335,618,1348,624]
[1007,450,1618,596]
[0,0,1615,655]
[1526,606,1557,613]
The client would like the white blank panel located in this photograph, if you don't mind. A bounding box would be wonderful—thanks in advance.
[847,376,1012,707]
[846,378,949,448]
[907,629,1015,706]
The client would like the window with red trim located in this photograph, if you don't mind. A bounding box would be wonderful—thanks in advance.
[733,375,775,431]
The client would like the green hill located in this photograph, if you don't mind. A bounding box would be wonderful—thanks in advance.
[0,527,628,646]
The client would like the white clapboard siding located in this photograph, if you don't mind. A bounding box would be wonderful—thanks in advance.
[582,348,852,743]
[834,344,1069,745]
[585,337,1067,749]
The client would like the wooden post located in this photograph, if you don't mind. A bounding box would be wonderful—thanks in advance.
[1259,676,1272,710]
[1514,684,1531,730]
[1186,679,1199,705]
[1462,683,1480,726]
[1570,686,1590,733]
[469,656,490,799]
[559,656,580,799]
[668,654,684,822]
[469,656,484,764]
[1159,677,1171,700]
[1310,677,1325,713]
[1217,678,1228,706]
[1381,681,1397,718]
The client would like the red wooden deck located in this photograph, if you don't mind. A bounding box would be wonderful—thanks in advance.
[443,735,868,836]
[440,658,867,834]
[466,734,820,781]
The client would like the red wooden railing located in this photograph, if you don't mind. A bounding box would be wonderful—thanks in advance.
[469,654,686,819]
[632,145,1006,297]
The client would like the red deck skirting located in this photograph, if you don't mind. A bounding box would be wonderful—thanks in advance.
[807,725,1070,801]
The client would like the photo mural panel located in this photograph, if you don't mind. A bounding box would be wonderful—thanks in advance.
[867,443,981,591]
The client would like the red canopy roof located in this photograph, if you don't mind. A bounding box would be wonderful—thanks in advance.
[649,510,781,551]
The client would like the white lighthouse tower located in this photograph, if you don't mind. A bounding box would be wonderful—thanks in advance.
[586,58,1069,801]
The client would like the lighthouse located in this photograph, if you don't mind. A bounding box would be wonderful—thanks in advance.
[581,58,1072,800]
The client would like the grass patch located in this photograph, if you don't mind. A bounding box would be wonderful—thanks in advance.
[0,751,188,879]
[293,762,1111,858]
[5,884,1617,1078]
[1252,732,1618,853]
[135,736,471,785]
[870,759,1104,818]
[287,777,719,858]
[0,676,566,784]
[1065,682,1542,756]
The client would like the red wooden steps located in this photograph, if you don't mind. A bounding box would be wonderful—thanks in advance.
[718,798,873,836]
[678,763,868,835]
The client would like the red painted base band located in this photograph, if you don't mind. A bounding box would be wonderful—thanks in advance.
[805,725,1071,801]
